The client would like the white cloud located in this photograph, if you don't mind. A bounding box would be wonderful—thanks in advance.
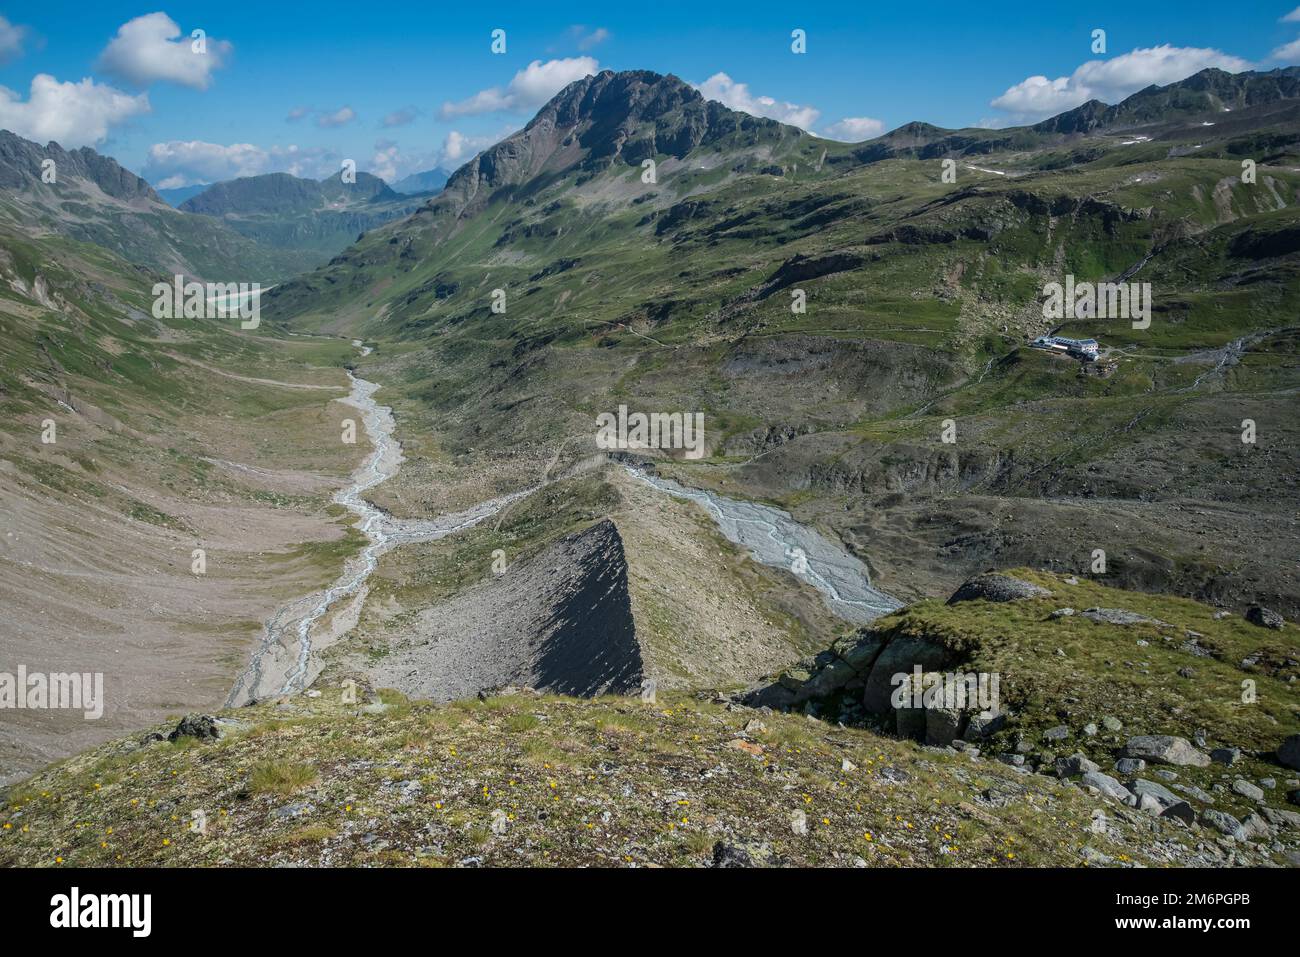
[285,105,310,122]
[0,15,28,63]
[368,140,403,183]
[0,74,149,147]
[820,116,884,141]
[1272,37,1300,63]
[989,45,1253,123]
[96,13,231,90]
[570,25,610,51]
[381,107,418,128]
[371,128,512,186]
[143,140,336,187]
[316,106,356,128]
[1283,7,1300,22]
[693,72,820,130]
[439,57,598,119]
[437,129,506,168]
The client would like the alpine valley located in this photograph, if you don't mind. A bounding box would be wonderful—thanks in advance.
[1,66,1298,870]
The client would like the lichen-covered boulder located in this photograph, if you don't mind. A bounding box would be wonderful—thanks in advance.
[946,573,1049,605]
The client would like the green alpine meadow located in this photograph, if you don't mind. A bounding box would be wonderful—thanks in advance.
[0,7,1297,897]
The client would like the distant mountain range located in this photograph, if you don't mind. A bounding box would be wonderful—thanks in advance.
[391,168,449,195]
[0,130,448,281]
[158,167,447,208]
[173,170,431,270]
[0,130,305,281]
[156,184,210,207]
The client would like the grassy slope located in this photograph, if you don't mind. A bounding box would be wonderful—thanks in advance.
[0,225,360,528]
[865,570,1299,790]
[266,125,1300,618]
[264,108,1300,482]
[0,223,381,780]
[0,687,1214,868]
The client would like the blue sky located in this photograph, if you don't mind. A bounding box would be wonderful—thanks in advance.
[1,1,1298,187]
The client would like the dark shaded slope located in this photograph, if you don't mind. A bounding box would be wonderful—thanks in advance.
[369,519,643,700]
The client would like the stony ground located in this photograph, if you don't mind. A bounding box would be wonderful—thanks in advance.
[0,684,1287,868]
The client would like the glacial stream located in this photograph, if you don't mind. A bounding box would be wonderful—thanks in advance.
[228,341,899,704]
[226,344,529,705]
[627,467,902,624]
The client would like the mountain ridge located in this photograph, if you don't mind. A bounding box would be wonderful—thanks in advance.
[0,129,309,280]
[180,170,400,216]
[0,130,161,204]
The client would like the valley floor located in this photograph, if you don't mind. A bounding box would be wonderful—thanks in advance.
[0,335,366,784]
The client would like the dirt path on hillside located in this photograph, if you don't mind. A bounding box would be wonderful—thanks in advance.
[163,352,349,391]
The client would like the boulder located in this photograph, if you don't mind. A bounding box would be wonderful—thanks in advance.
[964,708,1006,740]
[794,658,857,703]
[1160,801,1196,824]
[1056,752,1100,777]
[1278,734,1300,771]
[925,707,964,747]
[1080,770,1133,803]
[1231,779,1265,802]
[1240,812,1274,841]
[777,668,810,693]
[741,682,796,710]
[1121,735,1211,767]
[1082,608,1168,627]
[1137,793,1164,816]
[1245,606,1285,630]
[861,635,955,714]
[947,573,1049,605]
[1175,783,1215,804]
[1114,758,1146,775]
[711,842,753,868]
[1129,779,1179,809]
[895,706,927,742]
[168,713,224,742]
[1210,747,1240,766]
[1200,809,1247,840]
[1260,806,1300,829]
[1043,725,1070,742]
[831,630,887,672]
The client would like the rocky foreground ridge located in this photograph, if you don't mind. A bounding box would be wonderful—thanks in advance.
[2,569,1296,868]
[747,569,1300,861]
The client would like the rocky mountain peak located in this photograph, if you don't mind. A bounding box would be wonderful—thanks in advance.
[434,69,792,219]
[0,129,160,204]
